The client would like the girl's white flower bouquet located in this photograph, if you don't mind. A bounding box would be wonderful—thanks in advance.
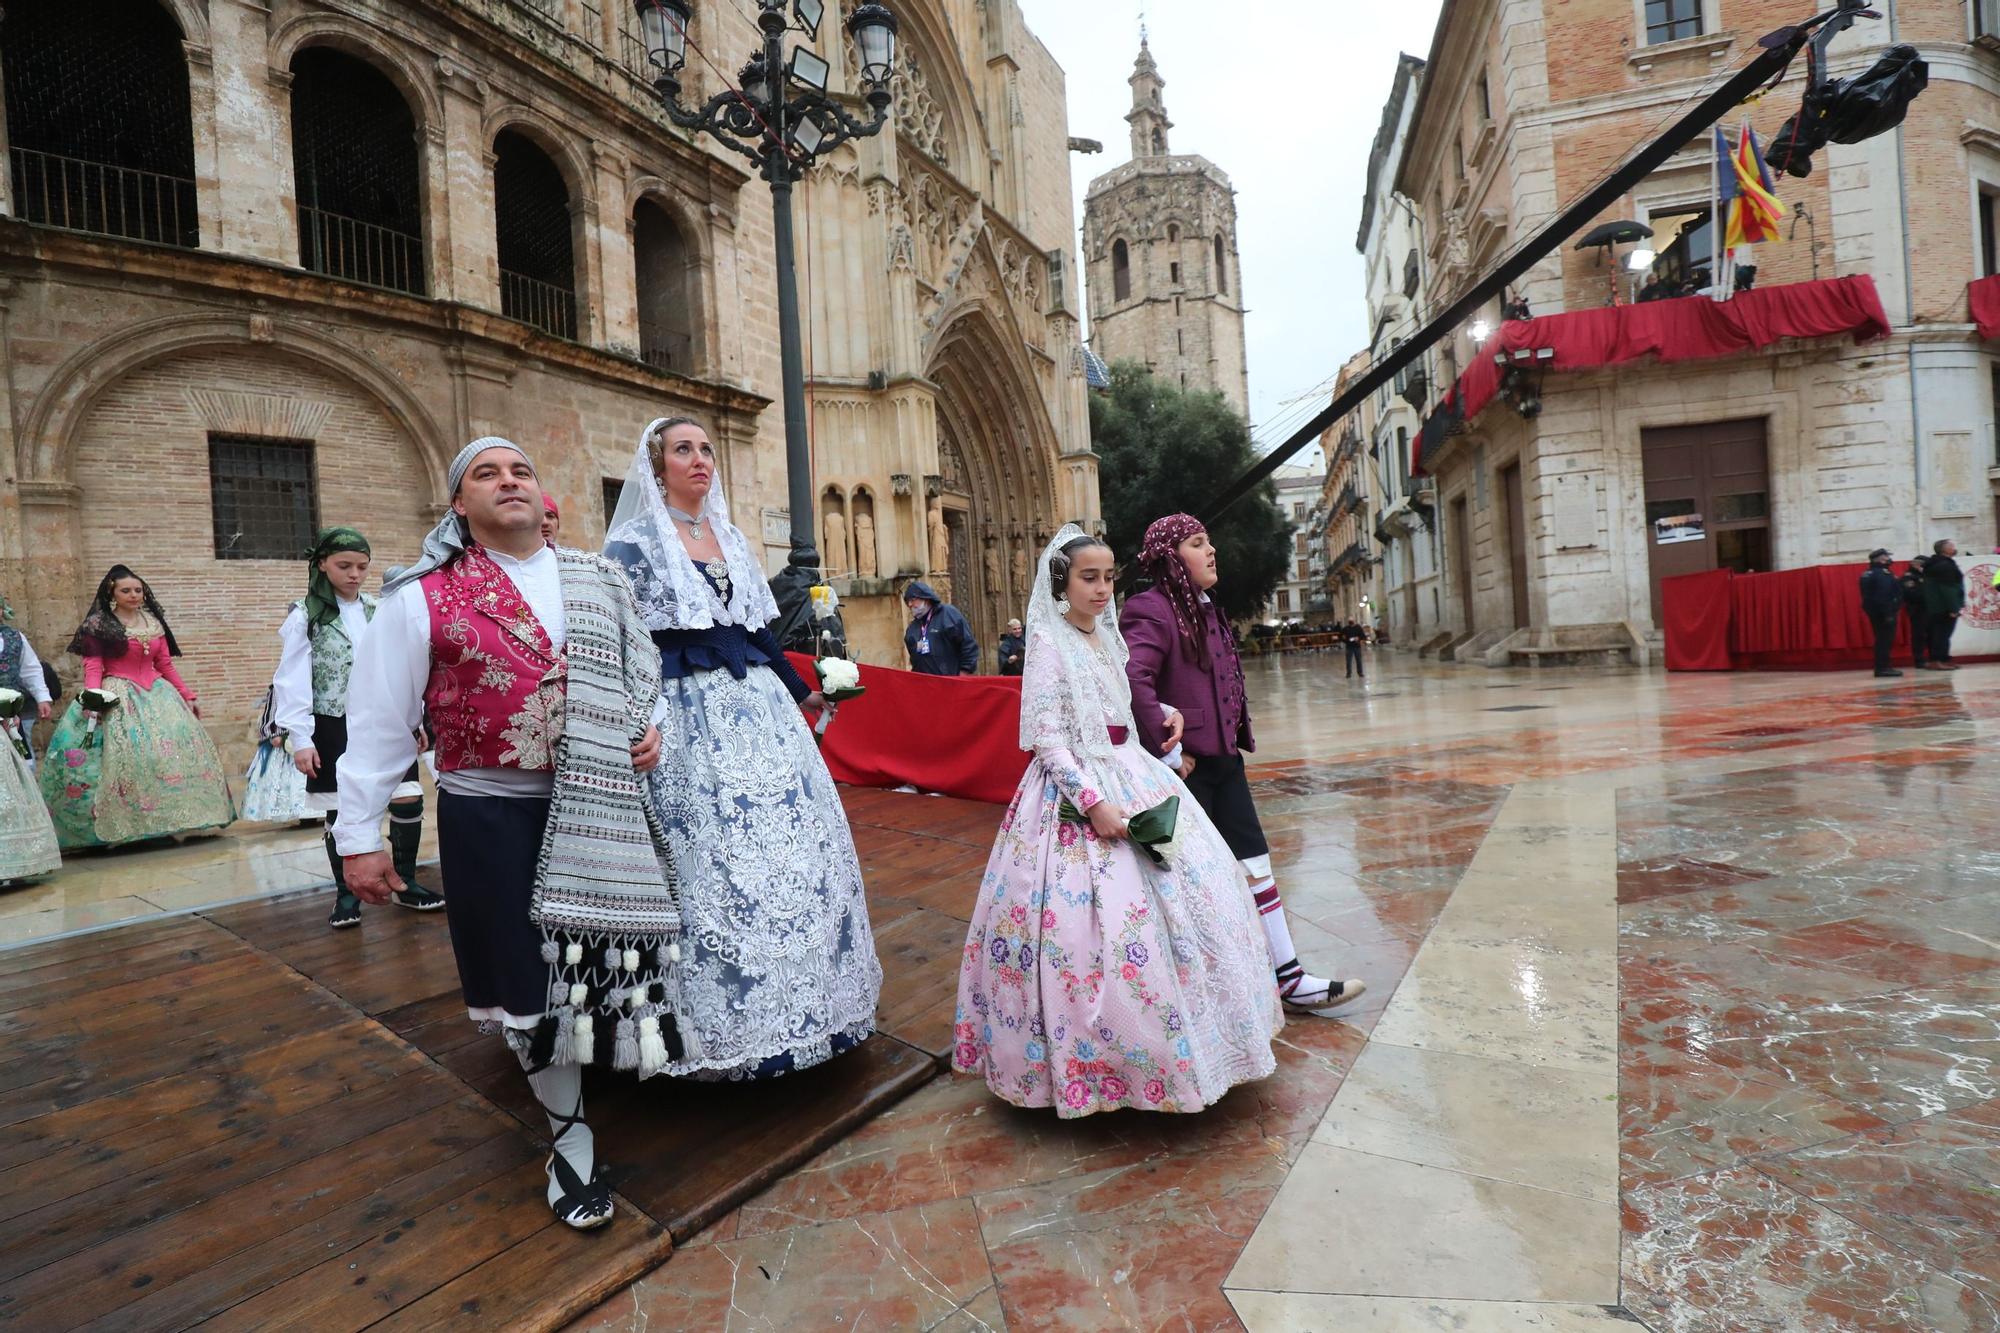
[0,688,27,759]
[79,687,121,746]
[815,656,866,703]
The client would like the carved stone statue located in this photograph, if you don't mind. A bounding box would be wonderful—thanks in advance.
[1444,206,1471,270]
[853,512,878,579]
[1012,544,1028,598]
[823,510,847,577]
[983,539,1002,597]
[927,501,950,575]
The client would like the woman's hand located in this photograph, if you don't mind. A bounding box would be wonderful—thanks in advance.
[1162,710,1185,752]
[294,746,320,778]
[631,725,661,774]
[189,699,202,720]
[801,690,828,716]
[1087,799,1128,841]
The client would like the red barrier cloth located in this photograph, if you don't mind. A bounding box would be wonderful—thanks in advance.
[1660,569,1736,670]
[1664,561,1922,671]
[790,653,1030,804]
[1420,277,1892,471]
[1971,274,2000,339]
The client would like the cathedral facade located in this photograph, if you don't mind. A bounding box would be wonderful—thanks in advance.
[1081,41,1248,416]
[0,0,1096,766]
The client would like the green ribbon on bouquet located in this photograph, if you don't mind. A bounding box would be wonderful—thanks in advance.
[1056,793,1182,867]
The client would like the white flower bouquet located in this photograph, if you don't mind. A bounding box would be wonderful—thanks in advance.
[815,656,866,703]
[0,688,27,759]
[79,687,121,746]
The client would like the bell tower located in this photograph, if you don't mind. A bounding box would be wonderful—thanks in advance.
[1082,38,1251,416]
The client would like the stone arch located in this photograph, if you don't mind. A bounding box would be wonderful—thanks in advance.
[884,0,988,178]
[22,313,453,499]
[154,0,208,45]
[268,15,443,131]
[926,304,1063,650]
[629,177,709,375]
[481,105,594,205]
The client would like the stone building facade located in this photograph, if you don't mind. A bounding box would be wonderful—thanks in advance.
[1357,52,1444,650]
[1317,353,1379,624]
[0,0,1096,768]
[1080,40,1249,416]
[1397,0,2000,665]
[1263,460,1324,624]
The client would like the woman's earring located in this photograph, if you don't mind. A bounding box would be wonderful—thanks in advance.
[1056,596,1071,615]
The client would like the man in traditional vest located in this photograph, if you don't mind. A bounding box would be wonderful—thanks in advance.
[336,437,678,1231]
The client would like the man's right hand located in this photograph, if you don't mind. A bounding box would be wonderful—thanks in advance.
[293,746,320,778]
[343,851,403,905]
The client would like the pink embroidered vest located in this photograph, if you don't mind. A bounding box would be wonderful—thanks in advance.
[421,545,567,771]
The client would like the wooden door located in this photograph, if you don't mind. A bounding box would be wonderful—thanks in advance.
[1450,496,1474,632]
[1499,463,1530,630]
[1640,418,1771,622]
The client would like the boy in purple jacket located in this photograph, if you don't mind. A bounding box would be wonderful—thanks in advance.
[1123,514,1364,1013]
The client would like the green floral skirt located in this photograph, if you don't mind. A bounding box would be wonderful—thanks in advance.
[40,678,236,849]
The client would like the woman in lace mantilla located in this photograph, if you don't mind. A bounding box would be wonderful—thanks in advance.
[952,526,1280,1117]
[604,416,882,1079]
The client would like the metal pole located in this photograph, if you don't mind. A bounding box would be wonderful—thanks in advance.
[769,167,819,572]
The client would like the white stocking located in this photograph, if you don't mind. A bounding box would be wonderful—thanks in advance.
[523,1058,594,1211]
[1243,856,1333,998]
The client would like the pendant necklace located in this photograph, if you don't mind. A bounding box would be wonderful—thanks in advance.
[668,505,706,542]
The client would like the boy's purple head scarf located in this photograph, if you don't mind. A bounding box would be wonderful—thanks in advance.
[1138,513,1211,667]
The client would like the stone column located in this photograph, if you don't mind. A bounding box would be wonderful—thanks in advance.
[594,146,639,355]
[203,0,294,262]
[436,59,499,311]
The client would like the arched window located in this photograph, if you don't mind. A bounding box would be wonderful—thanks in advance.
[1151,128,1165,155]
[493,130,577,339]
[1167,223,1180,243]
[633,197,697,372]
[1214,234,1228,295]
[1112,238,1131,302]
[291,48,425,295]
[3,0,197,246]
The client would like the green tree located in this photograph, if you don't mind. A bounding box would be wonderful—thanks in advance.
[1089,361,1293,622]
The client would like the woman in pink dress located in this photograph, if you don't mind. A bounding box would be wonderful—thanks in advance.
[952,526,1281,1117]
[41,565,235,848]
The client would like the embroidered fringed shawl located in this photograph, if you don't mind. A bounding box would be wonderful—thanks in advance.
[530,549,686,1077]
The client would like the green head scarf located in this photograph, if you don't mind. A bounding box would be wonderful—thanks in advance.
[304,526,372,635]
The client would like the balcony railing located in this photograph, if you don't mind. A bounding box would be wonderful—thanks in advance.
[299,206,426,296]
[12,147,198,248]
[501,268,579,340]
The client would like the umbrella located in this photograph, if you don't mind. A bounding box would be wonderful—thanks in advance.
[1574,220,1655,249]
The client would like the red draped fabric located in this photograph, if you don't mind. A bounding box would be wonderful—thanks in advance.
[1662,562,1921,671]
[1970,274,2000,340]
[1660,569,1735,670]
[1426,277,1893,457]
[790,653,1029,804]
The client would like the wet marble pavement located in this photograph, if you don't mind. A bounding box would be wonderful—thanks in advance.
[11,652,2000,1330]
[569,655,2000,1332]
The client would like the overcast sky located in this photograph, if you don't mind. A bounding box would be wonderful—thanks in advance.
[1013,0,1445,462]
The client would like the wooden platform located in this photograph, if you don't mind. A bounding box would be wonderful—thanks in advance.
[0,788,999,1330]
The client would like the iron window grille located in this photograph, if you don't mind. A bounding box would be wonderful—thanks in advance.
[494,131,579,340]
[4,0,199,247]
[290,48,427,296]
[209,436,320,561]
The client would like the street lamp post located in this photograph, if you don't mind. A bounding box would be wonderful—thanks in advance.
[635,0,899,644]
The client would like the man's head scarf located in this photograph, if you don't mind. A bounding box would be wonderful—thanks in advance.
[380,437,536,598]
[542,493,561,518]
[1138,513,1211,667]
[303,526,371,635]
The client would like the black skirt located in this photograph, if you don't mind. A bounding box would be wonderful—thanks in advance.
[437,789,556,1020]
[1182,751,1268,861]
[305,713,419,795]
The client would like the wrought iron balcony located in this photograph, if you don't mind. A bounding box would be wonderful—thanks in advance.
[500,268,579,340]
[299,206,426,296]
[11,147,198,249]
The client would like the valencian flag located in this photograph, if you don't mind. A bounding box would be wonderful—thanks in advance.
[1716,123,1787,248]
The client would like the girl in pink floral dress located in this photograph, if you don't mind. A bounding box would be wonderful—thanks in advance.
[952,526,1281,1117]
